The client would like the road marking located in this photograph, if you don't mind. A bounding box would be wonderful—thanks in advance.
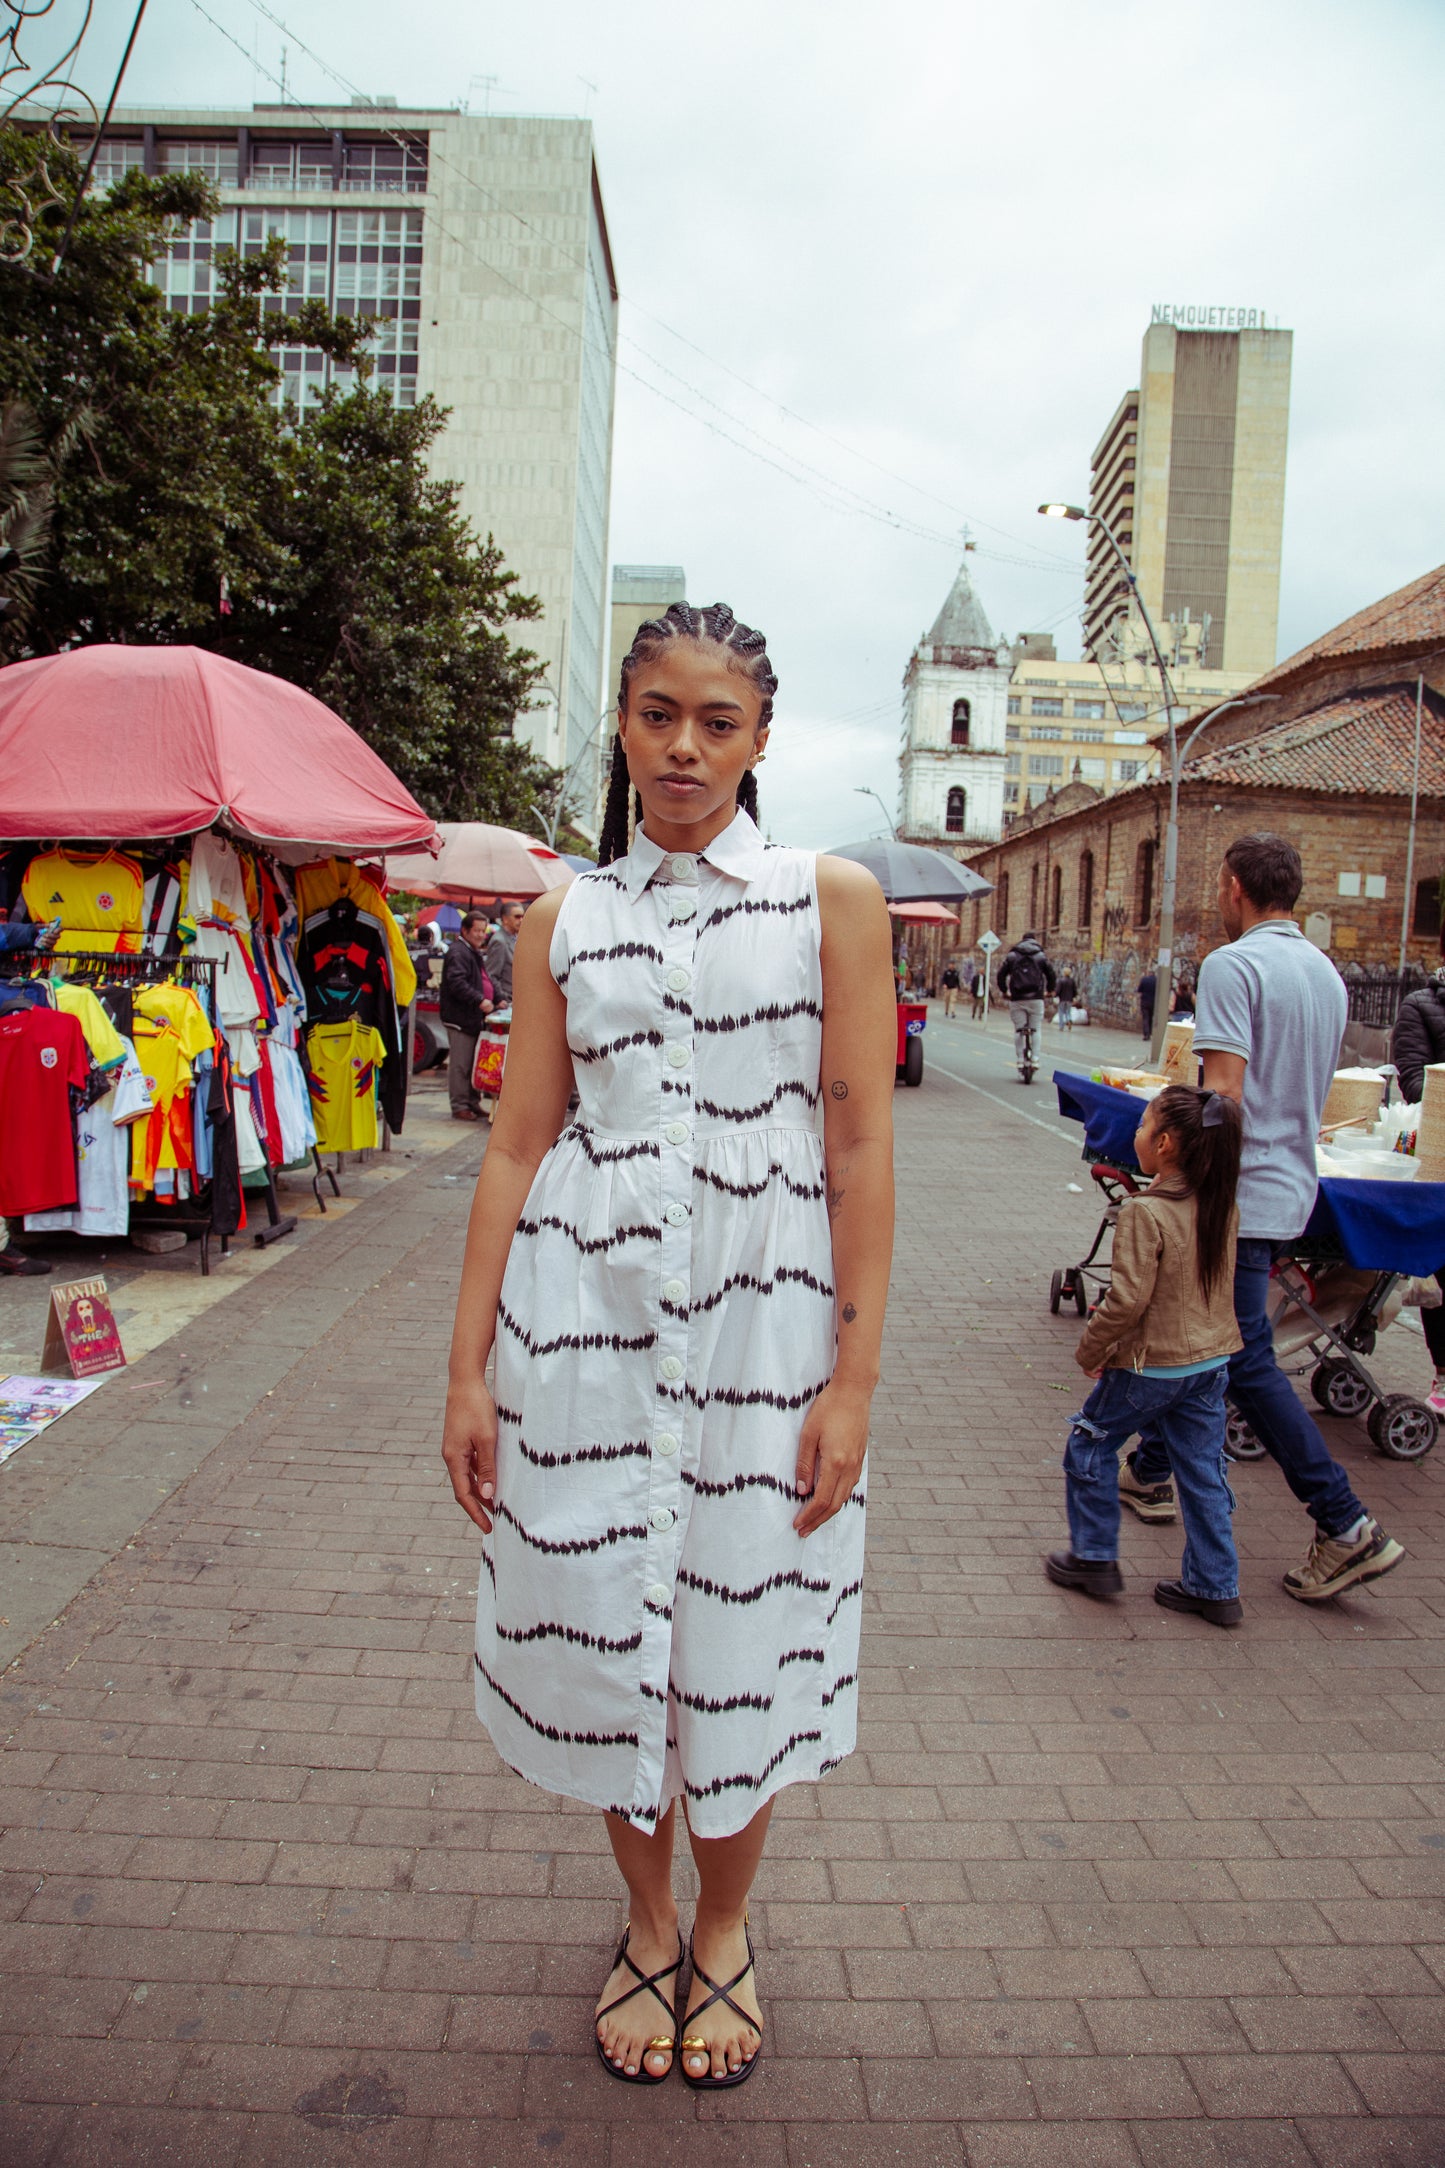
[920,1044,1081,1147]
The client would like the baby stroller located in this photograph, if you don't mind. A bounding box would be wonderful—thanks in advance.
[1049,1068,1441,1465]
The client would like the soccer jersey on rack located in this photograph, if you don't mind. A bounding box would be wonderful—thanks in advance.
[0,1008,89,1214]
[305,1018,385,1152]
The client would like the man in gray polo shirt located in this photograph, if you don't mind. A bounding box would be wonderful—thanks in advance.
[1124,834,1404,1602]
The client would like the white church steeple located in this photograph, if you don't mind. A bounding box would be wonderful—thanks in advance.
[897,558,1010,848]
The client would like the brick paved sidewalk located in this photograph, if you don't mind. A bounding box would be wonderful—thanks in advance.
[2,1063,1444,2164]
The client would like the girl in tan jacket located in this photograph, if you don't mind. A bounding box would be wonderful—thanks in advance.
[1045,1085,1246,1626]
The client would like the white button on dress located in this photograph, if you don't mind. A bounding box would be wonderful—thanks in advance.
[474,809,859,1845]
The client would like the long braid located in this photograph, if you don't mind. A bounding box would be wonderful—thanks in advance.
[607,602,775,861]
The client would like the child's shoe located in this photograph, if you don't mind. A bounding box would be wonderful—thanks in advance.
[1118,1452,1177,1524]
[1428,1371,1445,1417]
[1153,1578,1243,1628]
[1044,1551,1124,1597]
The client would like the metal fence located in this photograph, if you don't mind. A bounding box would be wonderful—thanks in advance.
[1341,967,1431,1029]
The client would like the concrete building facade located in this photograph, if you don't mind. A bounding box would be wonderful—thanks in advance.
[963,563,1445,1025]
[897,561,1010,848]
[1085,316,1292,678]
[608,565,687,719]
[74,102,618,817]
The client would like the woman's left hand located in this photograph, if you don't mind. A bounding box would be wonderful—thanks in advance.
[793,1379,872,1536]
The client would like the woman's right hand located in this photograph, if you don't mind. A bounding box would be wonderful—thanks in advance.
[442,1378,499,1533]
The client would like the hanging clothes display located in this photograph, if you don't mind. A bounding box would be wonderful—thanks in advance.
[294,858,415,1135]
[27,1041,153,1237]
[305,1016,386,1152]
[0,1007,90,1214]
[21,847,145,955]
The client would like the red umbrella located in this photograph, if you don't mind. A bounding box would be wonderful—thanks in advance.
[0,645,439,856]
[385,823,574,903]
[888,900,960,926]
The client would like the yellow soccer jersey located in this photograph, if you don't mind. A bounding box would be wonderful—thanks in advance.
[23,849,144,952]
[305,1019,385,1152]
[55,985,127,1071]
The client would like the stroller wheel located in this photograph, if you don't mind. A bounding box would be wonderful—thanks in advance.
[1224,1402,1267,1461]
[1073,1278,1088,1317]
[1367,1393,1438,1462]
[1310,1358,1374,1420]
[1049,1269,1065,1315]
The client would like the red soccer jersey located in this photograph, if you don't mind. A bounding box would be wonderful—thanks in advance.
[0,1008,90,1215]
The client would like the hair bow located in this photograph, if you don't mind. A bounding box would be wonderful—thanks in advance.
[1201,1091,1228,1128]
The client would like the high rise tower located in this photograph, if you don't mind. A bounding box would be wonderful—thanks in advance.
[1084,315,1292,677]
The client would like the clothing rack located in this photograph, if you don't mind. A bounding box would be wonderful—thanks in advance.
[3,949,297,1276]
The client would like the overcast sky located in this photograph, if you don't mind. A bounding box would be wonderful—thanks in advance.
[46,0,1445,845]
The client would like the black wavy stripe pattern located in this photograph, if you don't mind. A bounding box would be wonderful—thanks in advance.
[682,1731,824,1801]
[692,1161,825,1202]
[683,1467,865,1511]
[695,1079,820,1124]
[497,1301,656,1359]
[826,1577,864,1627]
[494,1618,643,1654]
[555,939,665,987]
[684,1372,833,1412]
[562,1126,661,1165]
[687,1263,834,1314]
[695,999,824,1035]
[511,1434,651,1471]
[571,1027,665,1066]
[514,1213,662,1255]
[677,1563,832,1604]
[698,893,813,938]
[475,1655,639,1748]
[494,1498,647,1555]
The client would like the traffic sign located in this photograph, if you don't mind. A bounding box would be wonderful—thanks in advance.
[978,929,1001,953]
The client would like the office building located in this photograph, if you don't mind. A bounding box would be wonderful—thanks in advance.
[68,101,618,817]
[608,565,688,721]
[1084,313,1292,678]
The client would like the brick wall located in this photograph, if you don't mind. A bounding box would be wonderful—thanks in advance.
[965,785,1445,1026]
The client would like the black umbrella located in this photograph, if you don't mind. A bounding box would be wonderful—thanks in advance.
[822,838,994,903]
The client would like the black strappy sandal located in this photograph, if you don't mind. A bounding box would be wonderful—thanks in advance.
[593,1925,683,2086]
[680,1923,763,2090]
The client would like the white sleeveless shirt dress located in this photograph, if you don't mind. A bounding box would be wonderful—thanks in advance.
[473,809,865,1839]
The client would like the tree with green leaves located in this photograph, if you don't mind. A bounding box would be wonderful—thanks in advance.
[0,124,557,826]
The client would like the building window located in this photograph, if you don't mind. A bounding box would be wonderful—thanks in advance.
[1074,728,1105,743]
[249,142,298,188]
[345,140,429,192]
[1116,760,1141,783]
[1029,863,1040,925]
[1078,849,1095,927]
[1006,724,1020,741]
[1135,838,1156,926]
[997,872,1009,925]
[1072,701,1105,721]
[1007,696,1021,714]
[945,787,966,835]
[1029,725,1063,741]
[951,699,971,747]
[1006,753,1021,776]
[1117,706,1148,723]
[1031,697,1063,717]
[1413,878,1442,938]
[161,139,239,185]
[86,138,144,191]
[1030,755,1064,778]
[1077,758,1106,780]
[1050,864,1062,928]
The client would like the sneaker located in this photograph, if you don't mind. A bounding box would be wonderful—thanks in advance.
[1153,1578,1244,1629]
[1283,1517,1405,1603]
[1044,1550,1124,1597]
[1119,1451,1177,1524]
[1428,1373,1445,1417]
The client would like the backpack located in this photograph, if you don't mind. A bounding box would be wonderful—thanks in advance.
[1004,949,1046,1001]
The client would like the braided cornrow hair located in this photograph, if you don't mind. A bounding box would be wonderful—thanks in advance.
[597,601,778,866]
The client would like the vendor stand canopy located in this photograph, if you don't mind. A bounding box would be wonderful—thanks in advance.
[889,900,959,926]
[385,822,575,903]
[824,838,993,904]
[0,645,439,858]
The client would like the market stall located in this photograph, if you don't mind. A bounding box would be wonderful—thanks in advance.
[0,646,438,1274]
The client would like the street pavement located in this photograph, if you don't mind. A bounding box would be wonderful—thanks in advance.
[2,1030,1444,2165]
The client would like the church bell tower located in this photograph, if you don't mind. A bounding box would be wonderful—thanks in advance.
[897,558,1010,847]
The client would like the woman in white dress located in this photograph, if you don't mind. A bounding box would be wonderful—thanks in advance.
[442,602,895,2089]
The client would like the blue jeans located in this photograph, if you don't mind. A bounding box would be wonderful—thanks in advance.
[1066,1365,1240,1602]
[1132,1239,1365,1539]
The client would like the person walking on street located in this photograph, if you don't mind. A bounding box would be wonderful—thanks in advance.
[997,930,1055,1073]
[442,600,895,2091]
[484,901,525,1008]
[1137,967,1157,1043]
[1122,834,1405,1601]
[1047,1084,1246,1626]
[971,960,988,1020]
[439,910,496,1121]
[941,960,961,1016]
[1055,968,1078,1031]
[1391,962,1445,1414]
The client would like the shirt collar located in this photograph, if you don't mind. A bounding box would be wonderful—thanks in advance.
[621,807,767,901]
[1239,917,1303,940]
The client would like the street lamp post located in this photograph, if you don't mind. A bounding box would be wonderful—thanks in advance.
[854,786,898,838]
[1038,503,1275,1064]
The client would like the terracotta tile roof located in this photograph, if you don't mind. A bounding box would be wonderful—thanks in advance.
[1254,563,1445,690]
[1184,683,1445,796]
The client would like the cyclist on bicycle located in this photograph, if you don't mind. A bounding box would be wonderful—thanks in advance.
[997,930,1056,1078]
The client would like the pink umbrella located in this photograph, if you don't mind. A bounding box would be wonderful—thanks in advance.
[385,823,575,903]
[0,645,439,856]
[889,900,960,926]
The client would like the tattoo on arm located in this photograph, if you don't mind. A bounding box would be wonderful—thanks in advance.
[827,1184,845,1221]
[830,1080,848,1099]
[841,1302,857,1323]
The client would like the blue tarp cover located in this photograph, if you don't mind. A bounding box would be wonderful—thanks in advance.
[1054,1068,1445,1275]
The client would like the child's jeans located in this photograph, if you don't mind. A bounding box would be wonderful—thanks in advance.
[1065,1365,1239,1602]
